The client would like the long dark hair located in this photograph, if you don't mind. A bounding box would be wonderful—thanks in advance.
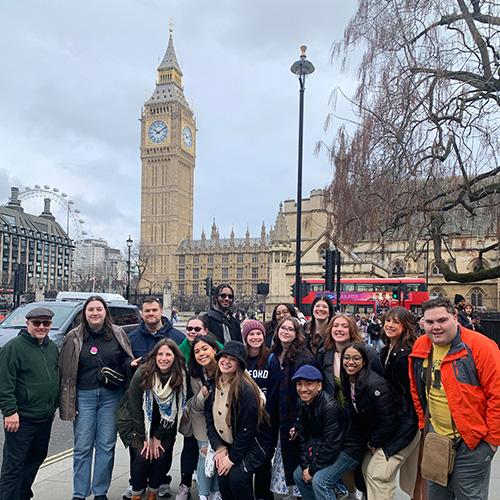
[189,335,221,379]
[339,342,370,399]
[381,307,417,349]
[215,355,268,427]
[270,317,306,364]
[81,295,114,341]
[140,338,186,392]
[265,303,298,333]
[307,295,335,339]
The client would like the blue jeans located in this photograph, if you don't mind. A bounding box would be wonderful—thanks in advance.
[293,451,359,500]
[72,387,123,497]
[196,440,219,496]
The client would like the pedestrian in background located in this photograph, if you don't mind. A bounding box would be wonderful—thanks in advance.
[118,339,187,500]
[0,307,59,500]
[59,295,134,500]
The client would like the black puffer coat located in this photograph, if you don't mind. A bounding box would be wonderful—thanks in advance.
[296,390,345,475]
[343,368,397,458]
[380,344,418,456]
[202,308,242,344]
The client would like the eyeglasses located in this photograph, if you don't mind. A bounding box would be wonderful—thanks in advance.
[343,355,363,363]
[30,320,52,327]
[279,326,296,333]
[186,326,203,333]
[218,293,234,300]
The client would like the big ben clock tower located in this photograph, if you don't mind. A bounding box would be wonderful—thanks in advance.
[140,28,196,292]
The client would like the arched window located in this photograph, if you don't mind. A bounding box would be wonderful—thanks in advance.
[430,287,446,299]
[391,260,405,276]
[431,262,442,276]
[468,287,485,308]
[470,258,489,273]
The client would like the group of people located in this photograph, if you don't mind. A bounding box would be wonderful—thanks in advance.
[0,283,498,500]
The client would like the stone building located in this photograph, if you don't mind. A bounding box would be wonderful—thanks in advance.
[140,29,196,292]
[266,189,500,312]
[174,220,270,297]
[0,187,73,292]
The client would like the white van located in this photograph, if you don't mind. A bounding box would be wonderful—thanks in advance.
[56,291,127,303]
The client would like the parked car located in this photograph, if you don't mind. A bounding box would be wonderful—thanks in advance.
[0,299,140,348]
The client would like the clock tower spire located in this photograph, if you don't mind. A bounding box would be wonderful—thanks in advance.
[140,29,196,292]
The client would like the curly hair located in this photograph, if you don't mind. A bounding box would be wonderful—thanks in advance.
[139,338,186,392]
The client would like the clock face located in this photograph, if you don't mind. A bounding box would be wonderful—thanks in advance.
[148,120,168,143]
[182,126,193,148]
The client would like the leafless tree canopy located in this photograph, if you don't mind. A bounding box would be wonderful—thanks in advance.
[325,0,500,282]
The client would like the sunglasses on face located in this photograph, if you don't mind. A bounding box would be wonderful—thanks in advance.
[30,320,52,327]
[218,293,234,300]
[186,326,203,333]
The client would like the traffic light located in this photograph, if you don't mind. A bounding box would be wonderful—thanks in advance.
[290,282,296,297]
[204,277,213,297]
[392,286,399,300]
[322,249,335,291]
[301,281,310,298]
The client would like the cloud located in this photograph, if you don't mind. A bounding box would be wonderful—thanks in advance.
[0,0,357,248]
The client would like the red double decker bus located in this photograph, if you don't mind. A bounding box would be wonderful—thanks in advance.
[299,278,429,316]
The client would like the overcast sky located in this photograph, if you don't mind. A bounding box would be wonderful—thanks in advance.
[0,1,358,250]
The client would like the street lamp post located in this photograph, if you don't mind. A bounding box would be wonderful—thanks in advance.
[126,235,133,302]
[291,45,314,310]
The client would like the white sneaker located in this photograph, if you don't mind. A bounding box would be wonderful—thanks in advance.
[175,484,191,500]
[209,492,222,500]
[122,485,133,499]
[158,483,172,497]
[199,496,209,500]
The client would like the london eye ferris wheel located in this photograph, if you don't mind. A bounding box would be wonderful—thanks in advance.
[17,185,87,242]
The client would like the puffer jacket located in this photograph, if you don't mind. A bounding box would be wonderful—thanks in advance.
[204,378,274,473]
[380,343,418,456]
[59,323,134,421]
[128,317,184,359]
[296,390,345,475]
[409,326,500,450]
[343,368,397,458]
[317,344,384,400]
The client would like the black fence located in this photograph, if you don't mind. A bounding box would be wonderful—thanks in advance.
[479,312,500,347]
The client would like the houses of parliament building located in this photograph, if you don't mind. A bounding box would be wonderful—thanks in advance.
[140,31,500,312]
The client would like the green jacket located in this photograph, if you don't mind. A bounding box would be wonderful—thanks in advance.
[0,330,59,419]
[179,337,224,364]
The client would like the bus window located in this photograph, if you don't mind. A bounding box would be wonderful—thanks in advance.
[342,283,356,292]
[356,284,373,292]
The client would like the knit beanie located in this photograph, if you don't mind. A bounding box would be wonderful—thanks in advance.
[241,319,266,342]
[454,294,465,305]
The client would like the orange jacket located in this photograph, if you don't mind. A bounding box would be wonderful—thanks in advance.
[408,326,500,450]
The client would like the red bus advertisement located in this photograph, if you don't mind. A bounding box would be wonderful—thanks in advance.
[299,278,429,316]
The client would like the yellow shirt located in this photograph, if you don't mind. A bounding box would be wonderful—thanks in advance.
[423,343,456,438]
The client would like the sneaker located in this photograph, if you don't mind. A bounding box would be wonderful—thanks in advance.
[175,484,191,500]
[94,496,108,500]
[122,485,133,499]
[158,483,171,497]
[209,492,222,500]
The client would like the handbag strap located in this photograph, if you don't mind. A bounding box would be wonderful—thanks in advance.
[423,345,433,435]
[423,345,459,441]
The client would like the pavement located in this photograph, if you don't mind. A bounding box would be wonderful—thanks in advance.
[32,436,500,499]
